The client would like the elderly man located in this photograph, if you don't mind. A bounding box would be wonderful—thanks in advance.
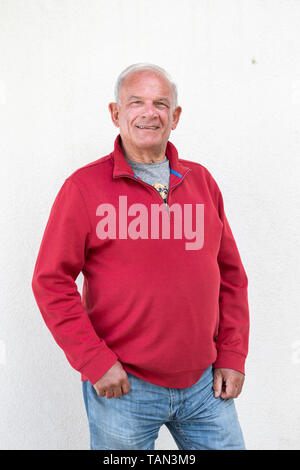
[32,63,250,450]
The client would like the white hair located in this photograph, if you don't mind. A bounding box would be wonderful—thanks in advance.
[114,63,178,108]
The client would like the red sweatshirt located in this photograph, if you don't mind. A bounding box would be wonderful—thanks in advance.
[31,134,250,388]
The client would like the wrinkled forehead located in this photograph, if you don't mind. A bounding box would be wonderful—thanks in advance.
[119,70,174,103]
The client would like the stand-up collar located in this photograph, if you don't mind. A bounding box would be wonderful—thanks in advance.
[112,134,191,182]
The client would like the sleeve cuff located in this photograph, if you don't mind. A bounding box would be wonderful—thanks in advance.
[213,350,246,375]
[79,344,119,385]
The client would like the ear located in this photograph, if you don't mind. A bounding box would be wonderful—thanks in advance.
[108,102,120,128]
[171,106,182,130]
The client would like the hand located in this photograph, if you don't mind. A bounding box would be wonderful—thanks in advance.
[93,360,131,399]
[213,368,245,399]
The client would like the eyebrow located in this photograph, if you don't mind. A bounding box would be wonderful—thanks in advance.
[127,95,170,104]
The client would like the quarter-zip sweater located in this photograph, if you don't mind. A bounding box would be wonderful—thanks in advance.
[31,134,250,388]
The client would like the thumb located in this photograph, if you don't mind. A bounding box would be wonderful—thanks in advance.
[213,371,223,398]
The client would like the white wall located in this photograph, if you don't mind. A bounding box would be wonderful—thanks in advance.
[1,0,299,450]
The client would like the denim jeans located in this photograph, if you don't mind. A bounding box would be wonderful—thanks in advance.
[82,364,246,450]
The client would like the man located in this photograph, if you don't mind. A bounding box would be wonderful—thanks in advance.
[32,63,250,450]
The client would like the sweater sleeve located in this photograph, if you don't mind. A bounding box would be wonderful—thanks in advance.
[31,177,119,384]
[211,179,250,375]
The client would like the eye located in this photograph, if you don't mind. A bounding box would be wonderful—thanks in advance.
[156,102,167,107]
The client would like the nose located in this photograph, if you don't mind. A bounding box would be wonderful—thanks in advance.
[142,102,159,119]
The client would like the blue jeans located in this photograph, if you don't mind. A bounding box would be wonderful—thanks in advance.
[82,364,246,450]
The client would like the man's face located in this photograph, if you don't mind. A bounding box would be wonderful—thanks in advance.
[109,70,181,153]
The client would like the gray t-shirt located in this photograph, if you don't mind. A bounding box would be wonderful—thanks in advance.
[125,156,170,208]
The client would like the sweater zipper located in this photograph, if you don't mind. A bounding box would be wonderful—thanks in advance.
[167,169,191,206]
[114,169,191,217]
[114,174,170,216]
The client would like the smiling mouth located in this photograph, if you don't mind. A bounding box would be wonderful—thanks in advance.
[136,125,159,130]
